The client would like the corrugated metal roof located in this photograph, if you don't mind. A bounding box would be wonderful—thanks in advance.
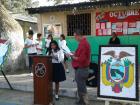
[12,14,37,23]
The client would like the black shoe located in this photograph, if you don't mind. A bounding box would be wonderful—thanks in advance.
[55,97,59,101]
[75,100,84,105]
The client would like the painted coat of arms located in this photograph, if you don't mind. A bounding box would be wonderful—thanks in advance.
[98,46,139,101]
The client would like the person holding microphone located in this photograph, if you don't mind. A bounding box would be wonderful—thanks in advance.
[47,40,66,101]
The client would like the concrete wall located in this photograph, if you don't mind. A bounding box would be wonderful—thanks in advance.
[38,12,67,36]
[17,20,37,39]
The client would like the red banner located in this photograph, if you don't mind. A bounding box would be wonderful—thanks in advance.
[96,9,140,36]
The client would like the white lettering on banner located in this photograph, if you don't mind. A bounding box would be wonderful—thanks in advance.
[109,10,139,19]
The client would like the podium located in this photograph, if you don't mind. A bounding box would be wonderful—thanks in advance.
[32,56,53,105]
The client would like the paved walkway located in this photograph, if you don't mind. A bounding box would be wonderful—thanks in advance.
[0,63,140,105]
[0,89,120,105]
[0,63,96,100]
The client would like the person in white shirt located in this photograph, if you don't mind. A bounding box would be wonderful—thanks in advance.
[48,40,66,101]
[45,34,53,54]
[24,30,37,76]
[58,34,70,73]
[36,33,43,55]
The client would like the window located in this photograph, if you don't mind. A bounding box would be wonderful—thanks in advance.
[67,13,91,36]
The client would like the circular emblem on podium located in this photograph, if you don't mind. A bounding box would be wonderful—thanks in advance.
[35,63,46,78]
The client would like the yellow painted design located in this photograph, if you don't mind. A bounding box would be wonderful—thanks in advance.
[120,83,123,88]
[101,63,113,86]
[124,64,134,88]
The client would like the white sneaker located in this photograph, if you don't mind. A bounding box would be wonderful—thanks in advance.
[55,94,59,100]
[30,73,33,76]
[66,69,69,73]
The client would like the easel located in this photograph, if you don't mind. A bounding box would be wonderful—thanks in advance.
[0,67,13,90]
[0,39,13,90]
[98,98,140,105]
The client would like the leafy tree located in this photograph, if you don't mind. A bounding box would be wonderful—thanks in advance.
[0,0,32,13]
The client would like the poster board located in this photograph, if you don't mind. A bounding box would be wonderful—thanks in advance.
[96,9,140,36]
[98,45,139,101]
[43,24,62,37]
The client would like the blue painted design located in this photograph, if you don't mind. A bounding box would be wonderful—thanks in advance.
[0,41,10,68]
[123,67,129,83]
[110,61,125,82]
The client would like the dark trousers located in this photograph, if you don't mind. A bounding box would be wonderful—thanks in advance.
[28,53,37,73]
[75,68,89,105]
[46,48,49,54]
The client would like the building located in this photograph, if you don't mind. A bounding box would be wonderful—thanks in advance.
[12,14,37,38]
[26,0,140,64]
[26,0,140,37]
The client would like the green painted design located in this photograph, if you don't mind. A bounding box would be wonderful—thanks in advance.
[123,58,132,67]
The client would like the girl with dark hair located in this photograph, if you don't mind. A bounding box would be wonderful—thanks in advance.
[58,34,71,73]
[48,40,66,100]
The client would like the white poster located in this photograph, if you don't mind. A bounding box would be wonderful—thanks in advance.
[123,29,128,35]
[106,22,111,29]
[136,21,140,28]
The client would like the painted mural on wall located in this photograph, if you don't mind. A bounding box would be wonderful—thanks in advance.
[98,45,139,101]
[96,9,140,35]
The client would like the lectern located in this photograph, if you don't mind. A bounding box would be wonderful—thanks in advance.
[32,56,53,105]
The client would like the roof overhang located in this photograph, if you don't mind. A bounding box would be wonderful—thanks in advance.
[26,0,140,14]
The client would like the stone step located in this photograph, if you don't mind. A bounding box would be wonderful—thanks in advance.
[0,101,21,105]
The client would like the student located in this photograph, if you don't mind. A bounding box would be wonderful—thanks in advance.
[58,34,70,73]
[24,30,37,76]
[48,40,66,100]
[109,32,120,45]
[45,34,53,54]
[36,33,43,55]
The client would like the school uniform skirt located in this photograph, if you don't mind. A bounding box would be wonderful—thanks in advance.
[52,63,66,82]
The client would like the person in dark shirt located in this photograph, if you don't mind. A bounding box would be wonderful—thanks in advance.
[109,32,120,45]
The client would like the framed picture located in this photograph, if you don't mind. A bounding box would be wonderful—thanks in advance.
[43,24,51,37]
[43,23,62,38]
[98,45,139,101]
